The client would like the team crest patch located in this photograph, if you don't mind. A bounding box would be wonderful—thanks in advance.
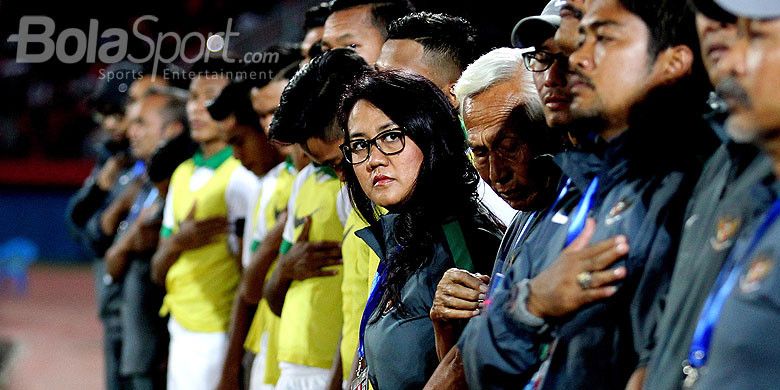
[739,255,774,294]
[605,198,632,226]
[709,216,741,252]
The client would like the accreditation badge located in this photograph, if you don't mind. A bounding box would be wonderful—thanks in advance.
[740,254,774,294]
[351,357,369,390]
[710,215,741,252]
[605,197,632,226]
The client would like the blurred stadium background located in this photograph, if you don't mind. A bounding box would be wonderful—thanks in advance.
[0,0,545,387]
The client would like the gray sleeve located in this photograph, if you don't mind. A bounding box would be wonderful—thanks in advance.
[66,170,109,230]
[508,279,546,328]
[458,265,551,389]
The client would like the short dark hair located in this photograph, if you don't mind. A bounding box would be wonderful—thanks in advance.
[617,0,717,177]
[387,12,480,74]
[243,43,303,89]
[619,0,700,59]
[206,81,262,132]
[328,0,414,38]
[147,130,198,184]
[305,2,333,30]
[269,48,371,145]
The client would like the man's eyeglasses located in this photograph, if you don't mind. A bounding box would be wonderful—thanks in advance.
[522,50,569,72]
[340,129,406,165]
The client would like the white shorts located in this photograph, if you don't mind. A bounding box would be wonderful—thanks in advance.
[249,332,274,390]
[275,362,331,390]
[166,317,229,390]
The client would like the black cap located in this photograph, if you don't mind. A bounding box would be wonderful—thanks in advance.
[691,0,736,23]
[305,2,332,30]
[90,61,142,115]
[715,0,780,19]
[511,0,563,49]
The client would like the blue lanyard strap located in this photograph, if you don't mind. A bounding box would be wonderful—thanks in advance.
[688,198,780,368]
[565,177,599,247]
[358,262,387,359]
[131,160,146,178]
[548,178,573,217]
[523,176,600,390]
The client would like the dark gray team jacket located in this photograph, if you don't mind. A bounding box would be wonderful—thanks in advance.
[645,143,774,390]
[490,211,548,278]
[356,213,502,390]
[459,135,697,389]
[693,180,780,389]
[66,164,140,325]
[115,183,169,377]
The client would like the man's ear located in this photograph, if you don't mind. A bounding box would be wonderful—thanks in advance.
[218,116,237,135]
[448,83,459,110]
[163,121,184,140]
[654,45,694,85]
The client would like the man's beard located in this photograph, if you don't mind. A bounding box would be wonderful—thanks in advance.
[724,116,760,144]
[717,77,759,143]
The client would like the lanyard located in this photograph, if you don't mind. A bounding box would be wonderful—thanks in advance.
[358,262,387,359]
[548,178,573,217]
[443,220,475,272]
[688,198,780,369]
[131,160,146,178]
[545,176,599,246]
[357,220,476,359]
[487,211,541,305]
[525,176,600,390]
[502,211,540,272]
[127,185,156,224]
[565,177,600,247]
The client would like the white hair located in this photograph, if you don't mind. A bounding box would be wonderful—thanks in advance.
[454,47,542,120]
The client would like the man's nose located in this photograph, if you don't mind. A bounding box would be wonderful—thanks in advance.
[489,156,512,185]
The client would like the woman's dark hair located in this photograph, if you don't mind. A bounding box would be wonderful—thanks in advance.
[338,70,499,317]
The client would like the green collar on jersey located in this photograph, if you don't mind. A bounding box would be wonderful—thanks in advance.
[193,146,233,169]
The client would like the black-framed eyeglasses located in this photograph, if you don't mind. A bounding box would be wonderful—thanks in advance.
[340,129,406,165]
[522,50,569,72]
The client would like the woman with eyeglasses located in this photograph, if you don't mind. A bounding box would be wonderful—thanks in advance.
[337,70,504,390]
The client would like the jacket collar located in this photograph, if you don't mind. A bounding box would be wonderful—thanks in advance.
[193,146,233,169]
[554,131,629,194]
[355,214,398,262]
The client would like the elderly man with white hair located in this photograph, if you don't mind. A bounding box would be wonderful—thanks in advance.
[426,47,564,389]
[455,47,560,213]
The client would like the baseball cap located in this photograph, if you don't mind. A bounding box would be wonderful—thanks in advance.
[90,61,142,115]
[691,0,736,23]
[714,0,780,19]
[511,0,564,49]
